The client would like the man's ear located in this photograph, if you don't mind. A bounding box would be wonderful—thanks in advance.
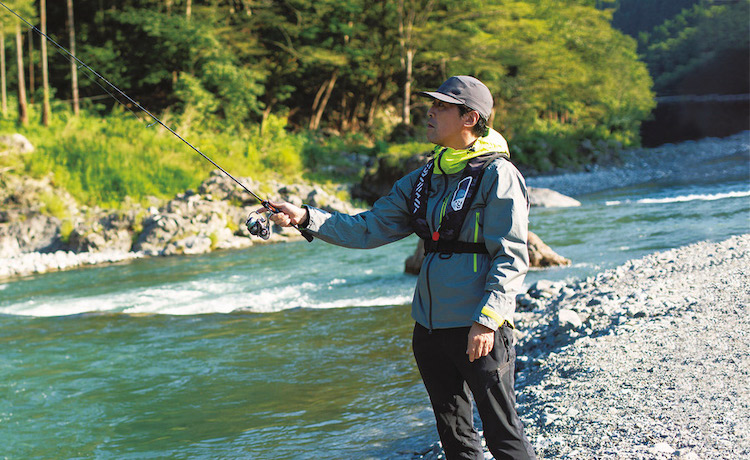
[462,110,480,129]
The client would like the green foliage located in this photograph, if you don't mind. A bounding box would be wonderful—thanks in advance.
[38,191,68,219]
[0,0,663,199]
[59,219,74,244]
[7,108,318,207]
[605,0,702,37]
[638,0,750,94]
[427,0,653,161]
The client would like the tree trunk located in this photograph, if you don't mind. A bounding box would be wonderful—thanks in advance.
[15,23,28,126]
[366,80,385,128]
[186,0,192,19]
[67,0,79,115]
[397,0,415,125]
[402,48,413,124]
[1,24,7,118]
[27,29,33,104]
[310,70,338,131]
[41,0,52,125]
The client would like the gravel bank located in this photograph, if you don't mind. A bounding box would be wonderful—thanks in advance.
[416,234,749,459]
[526,131,749,197]
[515,234,749,459]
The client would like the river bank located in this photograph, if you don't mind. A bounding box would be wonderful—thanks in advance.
[526,130,749,196]
[419,234,750,459]
[2,132,747,281]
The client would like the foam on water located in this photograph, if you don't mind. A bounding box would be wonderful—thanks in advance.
[0,270,415,317]
[606,190,750,206]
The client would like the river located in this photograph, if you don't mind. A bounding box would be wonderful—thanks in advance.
[1,143,748,459]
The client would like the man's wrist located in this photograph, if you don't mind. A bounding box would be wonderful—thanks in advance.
[473,321,494,333]
[299,206,311,228]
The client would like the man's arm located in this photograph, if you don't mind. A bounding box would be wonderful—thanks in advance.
[268,169,420,249]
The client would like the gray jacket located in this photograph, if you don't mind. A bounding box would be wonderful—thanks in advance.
[304,157,529,331]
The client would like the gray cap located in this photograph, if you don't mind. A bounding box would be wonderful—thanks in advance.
[418,75,493,120]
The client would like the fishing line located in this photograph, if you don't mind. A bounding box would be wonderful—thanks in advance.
[0,1,312,242]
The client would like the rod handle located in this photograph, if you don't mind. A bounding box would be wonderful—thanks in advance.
[263,201,314,243]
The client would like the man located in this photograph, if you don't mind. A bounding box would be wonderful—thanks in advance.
[267,76,536,459]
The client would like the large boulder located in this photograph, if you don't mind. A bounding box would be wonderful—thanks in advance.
[404,231,569,275]
[527,231,571,267]
[0,213,61,256]
[133,189,256,256]
[528,187,581,208]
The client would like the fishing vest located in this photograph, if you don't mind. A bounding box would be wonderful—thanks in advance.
[409,152,507,254]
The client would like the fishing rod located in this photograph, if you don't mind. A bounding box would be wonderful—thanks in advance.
[0,1,313,242]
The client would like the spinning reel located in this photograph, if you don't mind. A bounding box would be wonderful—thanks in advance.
[246,210,271,240]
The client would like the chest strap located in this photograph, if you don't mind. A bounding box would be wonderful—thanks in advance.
[423,239,489,254]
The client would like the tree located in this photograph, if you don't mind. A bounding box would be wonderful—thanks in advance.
[397,0,437,124]
[40,0,51,125]
[639,0,750,94]
[0,23,7,118]
[14,21,27,124]
[66,0,79,114]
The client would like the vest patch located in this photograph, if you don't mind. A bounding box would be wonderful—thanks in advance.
[451,177,473,211]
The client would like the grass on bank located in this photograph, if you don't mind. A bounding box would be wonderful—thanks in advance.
[1,100,631,210]
[0,104,396,209]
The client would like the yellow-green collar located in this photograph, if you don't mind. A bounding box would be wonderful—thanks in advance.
[433,128,510,174]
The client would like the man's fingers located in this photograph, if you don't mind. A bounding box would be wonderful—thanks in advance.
[466,329,494,362]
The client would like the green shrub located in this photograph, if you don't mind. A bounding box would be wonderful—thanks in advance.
[39,192,69,220]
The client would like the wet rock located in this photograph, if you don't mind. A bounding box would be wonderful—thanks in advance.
[528,232,571,267]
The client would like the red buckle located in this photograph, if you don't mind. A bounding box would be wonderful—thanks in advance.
[432,231,439,241]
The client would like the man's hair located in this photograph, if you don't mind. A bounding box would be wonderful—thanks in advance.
[458,105,488,137]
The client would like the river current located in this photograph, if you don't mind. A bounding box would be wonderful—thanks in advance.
[1,148,748,458]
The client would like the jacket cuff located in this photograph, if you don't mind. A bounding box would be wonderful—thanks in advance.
[302,205,330,233]
[472,291,515,330]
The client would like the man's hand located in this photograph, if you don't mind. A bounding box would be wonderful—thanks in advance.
[467,322,495,362]
[258,202,309,227]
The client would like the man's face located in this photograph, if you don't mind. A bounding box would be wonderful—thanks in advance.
[426,100,466,149]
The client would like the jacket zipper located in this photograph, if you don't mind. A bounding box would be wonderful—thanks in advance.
[473,211,480,272]
[426,151,450,332]
[424,253,434,332]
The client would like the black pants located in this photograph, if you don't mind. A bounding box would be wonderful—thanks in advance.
[412,323,536,460]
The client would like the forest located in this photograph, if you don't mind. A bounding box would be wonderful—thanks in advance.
[0,0,745,207]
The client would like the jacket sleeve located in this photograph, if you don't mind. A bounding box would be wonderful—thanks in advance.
[471,162,530,330]
[303,169,419,249]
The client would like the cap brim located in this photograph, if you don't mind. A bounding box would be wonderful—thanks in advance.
[418,91,464,105]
